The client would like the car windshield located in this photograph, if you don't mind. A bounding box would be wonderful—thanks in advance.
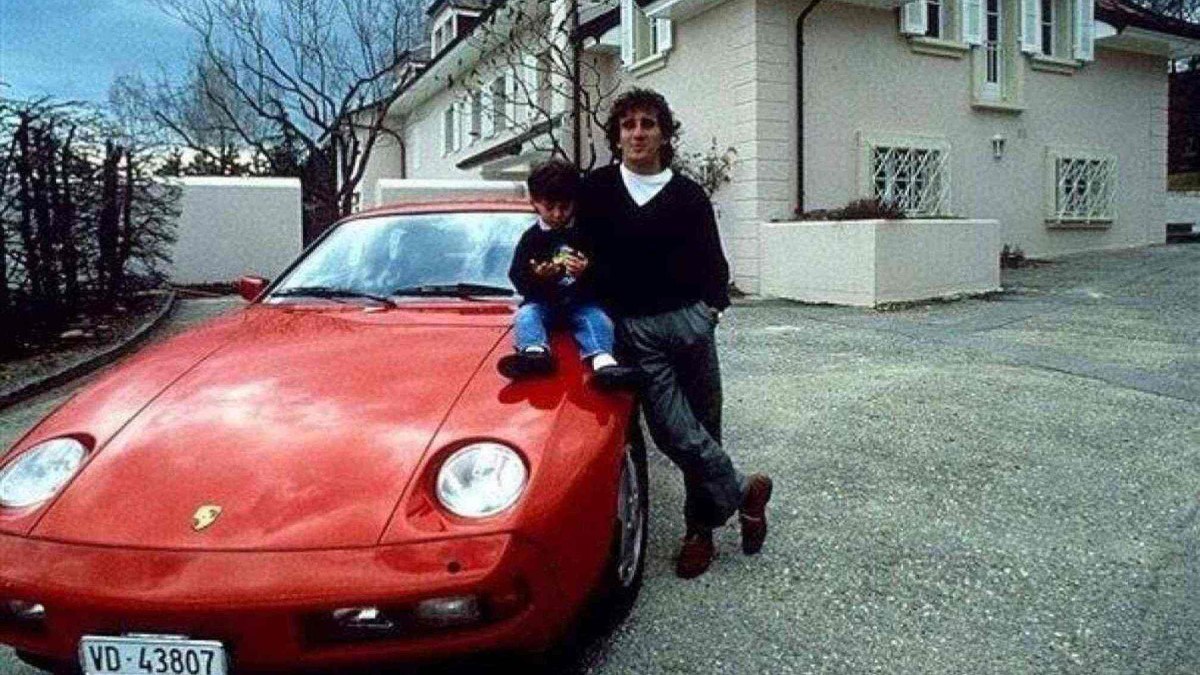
[269,211,532,301]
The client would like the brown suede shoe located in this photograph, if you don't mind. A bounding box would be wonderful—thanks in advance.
[739,473,773,555]
[675,530,716,579]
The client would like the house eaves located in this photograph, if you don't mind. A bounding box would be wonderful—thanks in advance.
[455,117,559,170]
[638,0,909,18]
[387,1,518,118]
[390,0,591,119]
[1096,0,1200,58]
[576,1,620,41]
[427,0,494,16]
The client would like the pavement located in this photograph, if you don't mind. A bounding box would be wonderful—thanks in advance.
[1,244,1198,674]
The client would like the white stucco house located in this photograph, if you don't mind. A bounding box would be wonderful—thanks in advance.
[356,0,1200,296]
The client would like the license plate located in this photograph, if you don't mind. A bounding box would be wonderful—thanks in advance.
[79,635,227,675]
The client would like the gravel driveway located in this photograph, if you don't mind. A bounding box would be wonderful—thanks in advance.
[2,244,1198,674]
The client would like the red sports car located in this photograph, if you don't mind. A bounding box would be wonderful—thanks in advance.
[0,199,648,674]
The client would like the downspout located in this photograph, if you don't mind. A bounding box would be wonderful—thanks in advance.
[796,0,825,216]
[399,119,408,179]
[572,0,583,166]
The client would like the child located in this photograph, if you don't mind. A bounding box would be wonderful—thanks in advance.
[499,159,640,390]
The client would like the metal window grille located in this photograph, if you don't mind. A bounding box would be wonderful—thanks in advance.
[1055,156,1115,221]
[870,145,951,216]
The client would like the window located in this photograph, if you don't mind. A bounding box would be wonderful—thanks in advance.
[536,49,553,115]
[432,19,452,56]
[490,77,508,134]
[926,0,949,38]
[899,0,969,58]
[858,132,952,217]
[442,106,456,156]
[984,0,1003,97]
[620,0,672,72]
[969,0,1027,108]
[1046,148,1116,224]
[469,90,482,141]
[1040,0,1054,55]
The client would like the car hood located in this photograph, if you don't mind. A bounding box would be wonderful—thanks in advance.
[31,306,509,550]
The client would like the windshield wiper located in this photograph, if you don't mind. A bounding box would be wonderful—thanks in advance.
[271,286,397,308]
[390,282,515,300]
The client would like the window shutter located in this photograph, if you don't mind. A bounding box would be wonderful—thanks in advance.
[522,53,539,121]
[481,87,494,138]
[1021,0,1042,53]
[900,1,928,36]
[506,70,518,125]
[654,18,673,53]
[962,0,984,45]
[458,100,469,149]
[1074,0,1094,61]
[620,0,634,66]
[441,107,450,156]
[456,102,466,152]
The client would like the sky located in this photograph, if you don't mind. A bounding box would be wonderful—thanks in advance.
[0,0,193,104]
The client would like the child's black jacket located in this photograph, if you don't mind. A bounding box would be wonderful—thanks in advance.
[508,221,597,305]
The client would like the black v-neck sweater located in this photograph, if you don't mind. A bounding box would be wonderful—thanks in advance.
[578,164,730,317]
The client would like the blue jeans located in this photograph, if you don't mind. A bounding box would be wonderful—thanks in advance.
[513,302,614,360]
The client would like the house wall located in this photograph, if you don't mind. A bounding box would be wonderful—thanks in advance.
[1166,190,1200,226]
[356,130,406,208]
[613,0,755,287]
[796,1,1170,258]
[402,85,469,183]
[362,15,582,205]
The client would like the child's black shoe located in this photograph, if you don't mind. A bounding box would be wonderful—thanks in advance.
[498,350,557,379]
[591,365,644,391]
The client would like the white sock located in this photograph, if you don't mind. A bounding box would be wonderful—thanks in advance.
[522,345,547,354]
[592,352,618,370]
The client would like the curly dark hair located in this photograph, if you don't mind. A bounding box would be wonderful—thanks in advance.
[604,88,681,167]
[526,158,582,203]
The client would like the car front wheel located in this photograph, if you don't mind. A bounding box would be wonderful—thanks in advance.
[597,412,649,623]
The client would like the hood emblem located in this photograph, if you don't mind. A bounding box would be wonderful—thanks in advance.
[192,505,223,532]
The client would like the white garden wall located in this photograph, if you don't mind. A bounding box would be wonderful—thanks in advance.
[1166,191,1200,228]
[170,177,303,285]
[760,218,1002,306]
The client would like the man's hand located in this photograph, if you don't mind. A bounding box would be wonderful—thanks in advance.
[562,252,589,276]
[530,259,560,279]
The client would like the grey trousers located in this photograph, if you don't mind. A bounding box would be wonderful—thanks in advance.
[618,301,745,530]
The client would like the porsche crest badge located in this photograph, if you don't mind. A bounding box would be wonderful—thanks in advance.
[192,505,222,532]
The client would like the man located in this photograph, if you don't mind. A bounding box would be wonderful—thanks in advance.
[578,88,774,579]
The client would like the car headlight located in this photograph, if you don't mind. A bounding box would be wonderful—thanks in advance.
[0,437,88,509]
[436,442,527,518]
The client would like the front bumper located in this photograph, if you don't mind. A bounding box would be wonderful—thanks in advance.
[0,531,572,672]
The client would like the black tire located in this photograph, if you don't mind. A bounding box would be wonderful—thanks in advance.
[593,408,649,627]
[15,650,79,675]
[520,411,650,674]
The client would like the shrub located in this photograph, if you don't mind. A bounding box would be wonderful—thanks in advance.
[795,197,906,221]
[1000,244,1026,269]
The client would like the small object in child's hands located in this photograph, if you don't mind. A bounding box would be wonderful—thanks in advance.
[552,245,578,267]
[554,245,578,286]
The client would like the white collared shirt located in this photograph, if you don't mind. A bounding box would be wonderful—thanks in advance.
[536,217,574,232]
[620,163,674,207]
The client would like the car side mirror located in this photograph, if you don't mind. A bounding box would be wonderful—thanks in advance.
[237,276,269,302]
